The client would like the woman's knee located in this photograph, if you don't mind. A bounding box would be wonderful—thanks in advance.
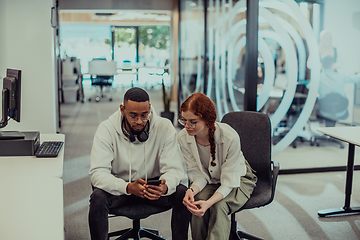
[211,201,230,216]
[195,186,216,201]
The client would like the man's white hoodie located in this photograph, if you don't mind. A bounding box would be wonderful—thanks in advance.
[89,108,187,196]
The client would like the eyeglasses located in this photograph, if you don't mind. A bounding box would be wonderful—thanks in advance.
[178,118,198,129]
[125,110,150,123]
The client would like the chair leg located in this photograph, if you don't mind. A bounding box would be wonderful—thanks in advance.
[108,219,140,240]
[236,230,263,240]
[229,214,263,240]
[112,228,135,240]
[142,228,159,235]
[139,228,166,240]
[109,219,165,240]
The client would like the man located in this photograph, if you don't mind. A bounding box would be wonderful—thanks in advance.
[88,87,190,240]
[318,56,360,125]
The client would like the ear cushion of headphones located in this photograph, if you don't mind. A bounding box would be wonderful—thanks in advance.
[127,131,136,142]
[122,119,136,142]
[137,130,149,142]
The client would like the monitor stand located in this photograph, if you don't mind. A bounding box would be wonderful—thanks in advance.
[0,130,25,140]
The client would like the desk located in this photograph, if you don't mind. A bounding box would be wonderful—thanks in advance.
[0,133,65,239]
[0,134,65,178]
[0,178,64,240]
[317,127,360,217]
[118,65,169,86]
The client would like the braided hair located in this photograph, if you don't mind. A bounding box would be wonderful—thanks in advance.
[180,92,217,161]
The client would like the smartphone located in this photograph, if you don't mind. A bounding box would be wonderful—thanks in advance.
[147,179,161,186]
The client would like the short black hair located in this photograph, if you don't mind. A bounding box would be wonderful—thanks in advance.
[124,87,150,103]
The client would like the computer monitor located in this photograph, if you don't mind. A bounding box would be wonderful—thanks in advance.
[0,68,24,140]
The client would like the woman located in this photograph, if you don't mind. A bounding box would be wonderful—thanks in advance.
[177,92,257,240]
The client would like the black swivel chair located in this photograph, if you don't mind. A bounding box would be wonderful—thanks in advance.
[107,204,171,240]
[311,92,349,148]
[221,111,280,240]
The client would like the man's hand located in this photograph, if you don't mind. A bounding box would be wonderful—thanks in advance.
[144,179,168,200]
[126,178,147,198]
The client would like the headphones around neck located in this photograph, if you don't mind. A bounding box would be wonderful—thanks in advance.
[121,118,149,143]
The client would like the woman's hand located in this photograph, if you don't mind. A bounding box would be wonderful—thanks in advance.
[187,200,212,217]
[186,191,224,217]
[183,188,198,211]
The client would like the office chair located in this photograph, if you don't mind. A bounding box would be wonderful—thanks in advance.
[107,203,171,240]
[88,59,117,102]
[90,184,171,240]
[310,92,349,148]
[221,111,280,240]
[286,84,311,148]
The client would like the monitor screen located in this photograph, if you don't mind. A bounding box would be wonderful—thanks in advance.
[0,68,24,140]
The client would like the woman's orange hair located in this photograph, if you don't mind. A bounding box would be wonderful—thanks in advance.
[180,92,217,161]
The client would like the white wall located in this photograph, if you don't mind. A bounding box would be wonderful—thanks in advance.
[58,0,174,11]
[323,0,360,74]
[0,0,57,133]
[0,1,6,77]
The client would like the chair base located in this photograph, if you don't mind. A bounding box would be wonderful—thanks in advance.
[88,85,113,102]
[310,136,345,149]
[230,230,263,240]
[108,219,166,240]
[230,215,263,240]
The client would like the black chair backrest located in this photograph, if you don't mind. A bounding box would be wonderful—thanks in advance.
[221,111,273,209]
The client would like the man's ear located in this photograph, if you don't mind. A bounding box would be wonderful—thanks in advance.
[120,104,125,115]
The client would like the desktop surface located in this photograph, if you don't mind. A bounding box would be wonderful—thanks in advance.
[318,126,360,146]
[0,133,65,178]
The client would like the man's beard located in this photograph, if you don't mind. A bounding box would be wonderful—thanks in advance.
[125,118,145,135]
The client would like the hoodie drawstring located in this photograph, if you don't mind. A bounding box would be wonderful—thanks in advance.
[128,141,131,184]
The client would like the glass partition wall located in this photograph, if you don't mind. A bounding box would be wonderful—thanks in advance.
[59,11,171,88]
[178,0,360,172]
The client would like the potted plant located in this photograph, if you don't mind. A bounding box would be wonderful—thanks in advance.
[160,78,175,124]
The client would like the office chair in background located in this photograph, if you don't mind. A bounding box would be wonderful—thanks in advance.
[88,59,117,102]
[310,92,349,148]
[221,111,280,240]
[284,83,311,148]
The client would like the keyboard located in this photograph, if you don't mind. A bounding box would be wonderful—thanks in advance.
[35,141,64,158]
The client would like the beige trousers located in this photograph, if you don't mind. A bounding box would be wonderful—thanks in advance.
[191,184,249,240]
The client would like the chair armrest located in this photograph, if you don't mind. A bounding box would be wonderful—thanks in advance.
[271,161,280,197]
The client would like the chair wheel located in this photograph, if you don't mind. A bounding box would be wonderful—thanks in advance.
[95,97,100,102]
[340,145,345,149]
[109,98,113,102]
